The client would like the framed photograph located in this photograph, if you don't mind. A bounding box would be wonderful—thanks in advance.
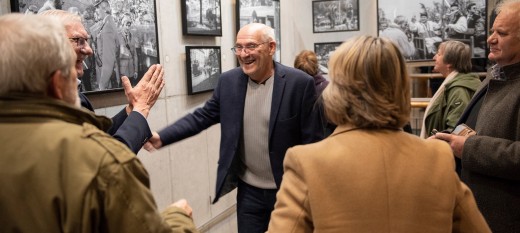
[185,46,222,95]
[314,42,342,74]
[377,0,487,61]
[236,0,281,62]
[11,0,160,93]
[312,0,360,33]
[181,0,222,36]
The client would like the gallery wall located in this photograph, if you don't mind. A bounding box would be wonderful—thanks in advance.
[0,0,497,232]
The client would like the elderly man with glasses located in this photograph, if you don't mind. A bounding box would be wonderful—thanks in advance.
[41,9,164,154]
[145,23,324,233]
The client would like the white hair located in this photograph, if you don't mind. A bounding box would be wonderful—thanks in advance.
[0,13,75,95]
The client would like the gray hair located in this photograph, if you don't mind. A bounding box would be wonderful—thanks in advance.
[248,23,275,42]
[440,40,472,73]
[0,13,75,95]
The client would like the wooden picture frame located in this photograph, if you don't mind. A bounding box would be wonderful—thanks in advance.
[181,0,222,36]
[185,46,222,95]
[312,0,360,33]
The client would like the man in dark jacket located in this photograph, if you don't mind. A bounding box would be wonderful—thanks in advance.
[41,9,164,154]
[434,0,520,232]
[146,23,324,233]
[0,13,197,233]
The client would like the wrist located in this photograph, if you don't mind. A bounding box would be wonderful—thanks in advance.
[125,105,132,115]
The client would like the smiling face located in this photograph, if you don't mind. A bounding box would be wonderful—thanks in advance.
[487,8,520,66]
[65,21,93,78]
[235,24,276,83]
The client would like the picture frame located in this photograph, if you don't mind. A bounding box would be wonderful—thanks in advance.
[11,0,161,93]
[314,42,342,74]
[312,0,360,33]
[377,0,487,62]
[181,0,222,36]
[185,46,222,95]
[236,0,281,62]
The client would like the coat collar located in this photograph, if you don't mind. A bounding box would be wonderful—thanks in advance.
[0,93,112,131]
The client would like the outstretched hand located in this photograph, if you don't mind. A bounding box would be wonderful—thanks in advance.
[122,64,165,118]
[143,131,163,152]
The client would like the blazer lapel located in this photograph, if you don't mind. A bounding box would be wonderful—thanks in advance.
[269,63,286,139]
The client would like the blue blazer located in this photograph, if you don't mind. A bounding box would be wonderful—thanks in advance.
[159,62,324,203]
[79,93,152,154]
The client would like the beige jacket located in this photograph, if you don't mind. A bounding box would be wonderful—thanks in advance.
[268,125,490,233]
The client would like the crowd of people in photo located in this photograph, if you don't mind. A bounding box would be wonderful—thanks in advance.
[22,0,158,91]
[379,0,487,60]
[313,0,359,31]
[1,0,520,232]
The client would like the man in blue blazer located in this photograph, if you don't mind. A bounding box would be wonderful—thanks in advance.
[146,23,324,233]
[43,10,165,154]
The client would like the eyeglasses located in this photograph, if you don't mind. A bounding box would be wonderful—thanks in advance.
[231,42,269,54]
[69,37,89,49]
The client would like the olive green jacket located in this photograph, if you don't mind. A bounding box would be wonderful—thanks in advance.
[0,94,198,233]
[424,73,481,135]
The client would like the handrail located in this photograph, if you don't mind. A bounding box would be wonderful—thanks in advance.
[198,204,237,232]
[411,98,430,108]
[409,72,487,79]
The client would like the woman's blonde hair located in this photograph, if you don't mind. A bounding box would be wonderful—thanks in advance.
[294,50,319,76]
[322,35,410,128]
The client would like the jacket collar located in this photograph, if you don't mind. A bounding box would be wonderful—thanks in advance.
[0,93,112,131]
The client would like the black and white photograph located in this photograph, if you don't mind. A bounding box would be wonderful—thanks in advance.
[314,42,342,74]
[11,0,160,93]
[185,46,221,95]
[378,0,487,61]
[181,0,222,36]
[312,0,359,33]
[236,0,281,62]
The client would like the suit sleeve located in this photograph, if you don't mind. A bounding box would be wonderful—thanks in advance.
[158,83,221,146]
[300,78,324,143]
[462,136,520,180]
[452,181,491,233]
[108,108,152,154]
[268,149,313,233]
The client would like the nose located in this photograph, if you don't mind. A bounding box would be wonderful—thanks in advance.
[487,32,497,45]
[81,42,94,56]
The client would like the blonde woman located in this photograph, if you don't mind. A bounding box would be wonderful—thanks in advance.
[267,36,490,233]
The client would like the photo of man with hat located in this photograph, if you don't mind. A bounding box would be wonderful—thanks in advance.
[90,0,120,90]
[119,14,139,85]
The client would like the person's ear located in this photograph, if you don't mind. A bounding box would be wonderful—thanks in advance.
[269,41,276,56]
[47,70,65,100]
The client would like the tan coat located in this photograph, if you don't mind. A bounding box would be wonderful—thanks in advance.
[0,95,198,233]
[268,125,490,233]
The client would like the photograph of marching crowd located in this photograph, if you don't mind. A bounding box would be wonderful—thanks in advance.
[312,0,359,33]
[378,0,487,61]
[13,0,159,92]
